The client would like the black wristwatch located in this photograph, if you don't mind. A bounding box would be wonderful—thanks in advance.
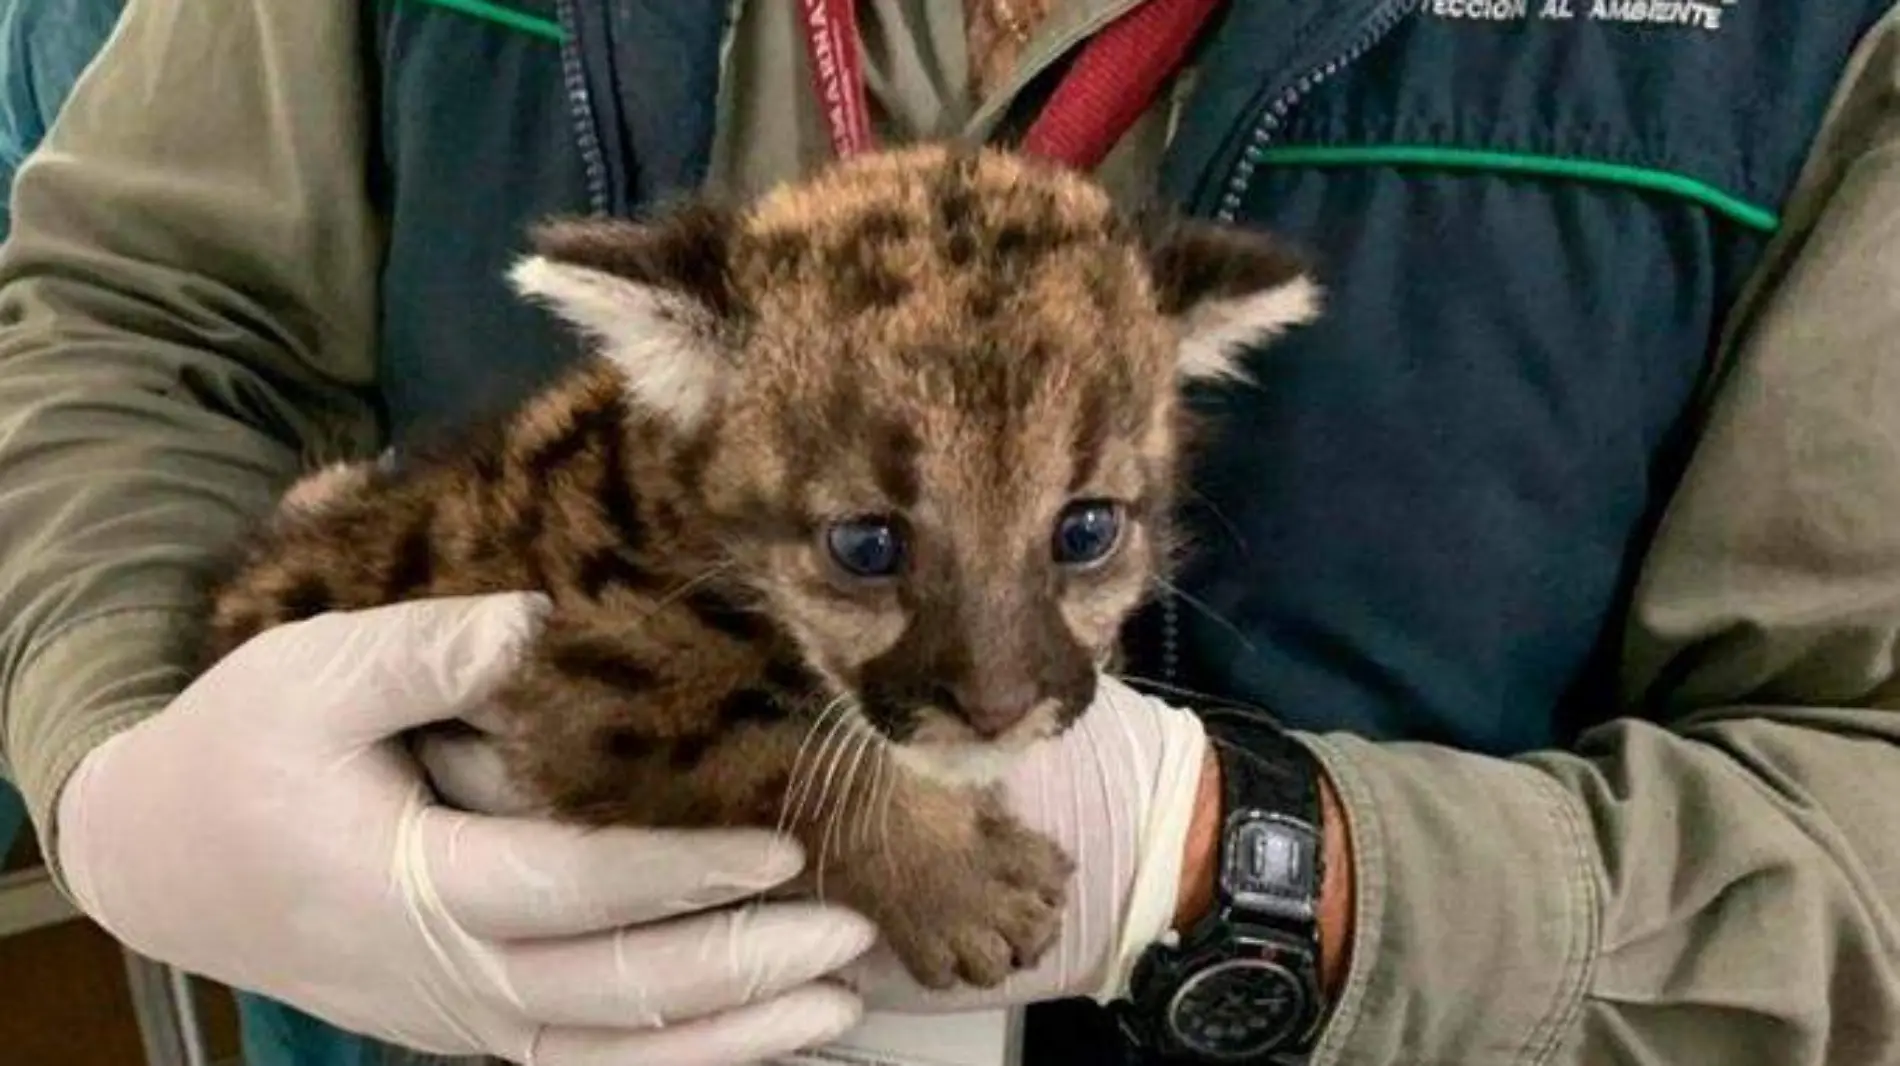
[1114,709,1327,1064]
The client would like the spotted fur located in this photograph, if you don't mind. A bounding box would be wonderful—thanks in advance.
[202,144,1320,989]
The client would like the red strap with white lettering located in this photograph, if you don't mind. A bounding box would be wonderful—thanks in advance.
[801,0,878,158]
[799,0,1224,171]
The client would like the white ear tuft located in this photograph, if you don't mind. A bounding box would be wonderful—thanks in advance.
[1176,274,1323,383]
[508,254,725,426]
[273,461,374,526]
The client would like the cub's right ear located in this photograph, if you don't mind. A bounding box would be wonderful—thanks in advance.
[508,204,742,428]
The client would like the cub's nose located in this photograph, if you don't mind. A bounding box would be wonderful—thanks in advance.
[944,678,1039,739]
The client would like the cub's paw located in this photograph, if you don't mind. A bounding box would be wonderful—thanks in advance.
[885,811,1074,990]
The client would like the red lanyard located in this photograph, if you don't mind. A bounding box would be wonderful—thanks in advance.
[798,0,1224,171]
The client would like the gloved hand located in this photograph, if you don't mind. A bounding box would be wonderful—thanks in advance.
[55,592,876,1066]
[422,670,1212,1015]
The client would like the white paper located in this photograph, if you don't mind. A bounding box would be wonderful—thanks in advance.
[774,1008,1022,1066]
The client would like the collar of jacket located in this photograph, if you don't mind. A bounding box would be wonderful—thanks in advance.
[555,0,1421,218]
[1157,0,1419,212]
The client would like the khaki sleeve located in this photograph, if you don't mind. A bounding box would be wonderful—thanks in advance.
[0,0,384,875]
[1303,8,1900,1065]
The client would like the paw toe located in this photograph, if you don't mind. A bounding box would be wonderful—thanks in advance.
[997,894,1063,967]
[952,929,1017,988]
[887,924,963,990]
[997,835,1074,891]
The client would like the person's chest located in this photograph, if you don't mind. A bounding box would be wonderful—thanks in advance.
[364,0,1890,754]
[1137,1,1889,754]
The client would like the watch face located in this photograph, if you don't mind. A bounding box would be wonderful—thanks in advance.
[1165,957,1306,1061]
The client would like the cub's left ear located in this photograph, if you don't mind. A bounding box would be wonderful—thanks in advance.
[1142,218,1323,383]
[507,203,742,428]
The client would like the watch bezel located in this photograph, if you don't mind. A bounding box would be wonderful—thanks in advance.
[1120,918,1324,1064]
[1164,951,1311,1061]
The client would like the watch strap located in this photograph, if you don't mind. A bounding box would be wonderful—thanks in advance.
[1115,705,1329,1064]
[1200,708,1323,923]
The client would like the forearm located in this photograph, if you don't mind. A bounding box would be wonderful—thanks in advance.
[0,0,384,878]
[1296,707,1900,1065]
[0,343,317,864]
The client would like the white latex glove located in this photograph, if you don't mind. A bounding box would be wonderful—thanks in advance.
[56,592,875,1066]
[422,671,1210,1014]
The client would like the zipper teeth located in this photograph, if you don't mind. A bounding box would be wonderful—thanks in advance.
[553,0,610,215]
[1213,1,1418,223]
[1163,0,1417,685]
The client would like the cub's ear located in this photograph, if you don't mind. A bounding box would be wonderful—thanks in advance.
[1141,218,1322,384]
[508,203,740,427]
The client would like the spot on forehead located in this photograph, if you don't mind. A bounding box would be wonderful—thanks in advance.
[841,207,915,248]
[755,230,808,279]
[1069,384,1114,493]
[836,254,912,312]
[870,418,923,508]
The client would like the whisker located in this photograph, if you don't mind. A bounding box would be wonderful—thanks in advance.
[806,714,862,903]
[776,696,847,839]
[1180,488,1249,557]
[878,746,900,885]
[1154,578,1264,660]
[822,729,875,898]
[785,697,853,833]
[838,727,876,834]
[1110,674,1290,768]
[775,700,830,835]
[1114,673,1288,733]
[756,695,847,912]
[643,559,738,616]
[854,742,886,851]
[1112,672,1246,710]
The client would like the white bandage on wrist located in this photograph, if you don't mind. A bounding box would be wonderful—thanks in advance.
[1086,678,1209,1003]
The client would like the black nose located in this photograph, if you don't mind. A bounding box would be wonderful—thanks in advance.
[942,678,1039,739]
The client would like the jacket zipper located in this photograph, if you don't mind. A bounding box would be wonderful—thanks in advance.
[1161,0,1418,688]
[554,0,611,215]
[555,0,648,217]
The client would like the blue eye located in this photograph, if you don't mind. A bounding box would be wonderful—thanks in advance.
[1053,500,1123,567]
[825,518,905,578]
